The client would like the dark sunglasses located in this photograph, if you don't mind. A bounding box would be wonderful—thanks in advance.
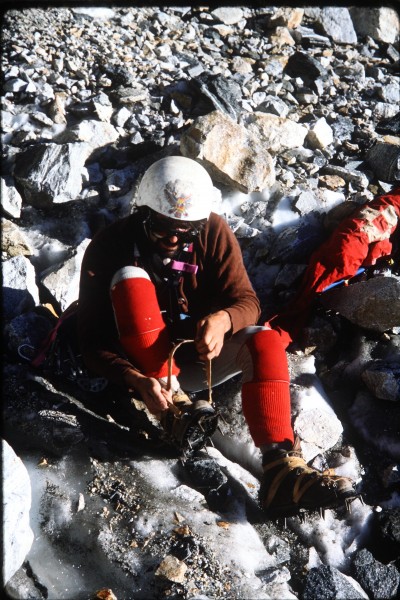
[145,211,205,242]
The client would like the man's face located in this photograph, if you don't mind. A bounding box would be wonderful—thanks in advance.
[145,211,204,257]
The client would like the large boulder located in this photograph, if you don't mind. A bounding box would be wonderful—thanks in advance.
[2,439,34,585]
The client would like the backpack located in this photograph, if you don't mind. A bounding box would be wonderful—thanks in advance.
[19,301,108,393]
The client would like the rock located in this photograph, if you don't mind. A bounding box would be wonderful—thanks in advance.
[306,117,334,150]
[320,164,369,190]
[319,7,358,45]
[211,7,244,26]
[351,548,400,599]
[2,255,40,320]
[56,120,119,150]
[361,360,400,401]
[268,7,304,29]
[180,110,275,193]
[350,7,400,44]
[376,112,400,136]
[348,390,400,461]
[14,142,90,207]
[189,74,244,120]
[368,507,400,564]
[40,238,90,311]
[289,356,344,462]
[1,177,23,218]
[365,141,400,183]
[2,439,34,585]
[284,51,329,85]
[303,565,369,599]
[321,277,400,333]
[247,112,308,154]
[155,554,188,583]
[1,218,33,257]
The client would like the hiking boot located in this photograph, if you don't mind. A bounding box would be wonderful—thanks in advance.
[260,438,357,518]
[160,390,219,457]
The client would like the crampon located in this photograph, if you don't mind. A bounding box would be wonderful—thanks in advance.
[160,397,219,458]
[160,339,220,459]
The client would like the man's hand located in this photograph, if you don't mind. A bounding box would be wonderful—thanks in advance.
[195,310,232,361]
[125,372,172,415]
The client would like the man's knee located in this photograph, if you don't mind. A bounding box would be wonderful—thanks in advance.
[111,266,150,289]
[246,329,289,382]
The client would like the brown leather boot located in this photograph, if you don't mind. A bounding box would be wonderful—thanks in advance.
[260,438,357,517]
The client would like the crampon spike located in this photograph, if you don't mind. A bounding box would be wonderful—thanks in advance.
[299,511,307,523]
[319,507,326,520]
[344,494,364,513]
[218,412,228,425]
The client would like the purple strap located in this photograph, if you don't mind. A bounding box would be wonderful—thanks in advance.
[171,260,198,274]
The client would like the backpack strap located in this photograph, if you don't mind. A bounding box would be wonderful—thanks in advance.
[30,301,79,368]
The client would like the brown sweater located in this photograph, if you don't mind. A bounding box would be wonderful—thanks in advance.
[78,211,261,387]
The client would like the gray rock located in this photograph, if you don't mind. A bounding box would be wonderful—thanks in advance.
[320,164,370,190]
[284,51,329,85]
[366,142,400,184]
[14,142,90,207]
[361,360,400,401]
[257,95,289,118]
[321,277,400,333]
[2,440,34,585]
[348,390,400,461]
[369,507,400,563]
[211,7,244,26]
[40,239,90,311]
[350,7,400,44]
[1,177,23,218]
[303,565,368,599]
[55,120,119,150]
[319,7,358,44]
[3,255,40,321]
[351,548,400,599]
[376,112,400,136]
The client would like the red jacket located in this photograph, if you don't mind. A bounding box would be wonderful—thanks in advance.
[271,186,400,343]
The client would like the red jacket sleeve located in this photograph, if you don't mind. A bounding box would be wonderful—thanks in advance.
[271,187,400,342]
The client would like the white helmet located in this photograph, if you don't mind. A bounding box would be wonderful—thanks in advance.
[136,156,214,221]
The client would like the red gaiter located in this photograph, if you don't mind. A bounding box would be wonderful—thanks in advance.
[110,267,179,379]
[242,328,294,447]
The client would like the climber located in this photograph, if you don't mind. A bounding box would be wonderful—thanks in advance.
[271,185,400,345]
[77,155,356,518]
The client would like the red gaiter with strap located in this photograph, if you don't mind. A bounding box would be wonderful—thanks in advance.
[110,268,179,379]
[242,329,294,447]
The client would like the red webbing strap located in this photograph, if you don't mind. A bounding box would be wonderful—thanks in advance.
[31,302,78,368]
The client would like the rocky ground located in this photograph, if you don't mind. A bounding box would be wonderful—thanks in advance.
[2,5,400,600]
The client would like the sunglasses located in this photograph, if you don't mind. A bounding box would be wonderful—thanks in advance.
[145,211,205,243]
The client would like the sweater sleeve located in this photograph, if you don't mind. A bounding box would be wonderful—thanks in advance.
[203,214,261,333]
